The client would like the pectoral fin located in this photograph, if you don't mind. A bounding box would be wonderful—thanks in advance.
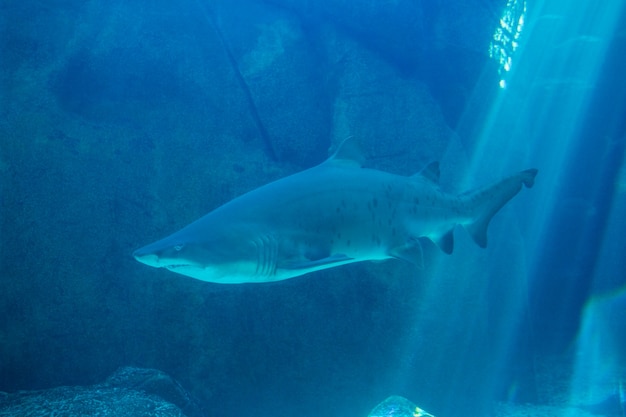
[280,254,354,270]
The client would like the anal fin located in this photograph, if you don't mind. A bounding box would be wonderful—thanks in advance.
[432,229,454,254]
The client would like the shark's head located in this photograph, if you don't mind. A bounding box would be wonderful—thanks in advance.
[133,228,265,283]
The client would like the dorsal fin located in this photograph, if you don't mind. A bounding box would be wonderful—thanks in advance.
[413,161,440,184]
[325,137,365,168]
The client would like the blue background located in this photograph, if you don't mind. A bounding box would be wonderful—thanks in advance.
[1,0,625,416]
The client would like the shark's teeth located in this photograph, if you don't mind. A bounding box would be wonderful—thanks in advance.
[165,264,191,269]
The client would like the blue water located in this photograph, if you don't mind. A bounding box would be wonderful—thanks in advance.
[1,0,625,416]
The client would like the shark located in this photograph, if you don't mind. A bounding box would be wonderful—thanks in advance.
[133,139,537,284]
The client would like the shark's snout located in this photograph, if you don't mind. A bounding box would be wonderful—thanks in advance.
[133,248,160,267]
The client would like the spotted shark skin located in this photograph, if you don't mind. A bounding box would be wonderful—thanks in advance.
[133,140,537,283]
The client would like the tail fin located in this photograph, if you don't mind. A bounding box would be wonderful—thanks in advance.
[463,169,538,247]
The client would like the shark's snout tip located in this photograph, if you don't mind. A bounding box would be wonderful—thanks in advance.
[133,248,159,266]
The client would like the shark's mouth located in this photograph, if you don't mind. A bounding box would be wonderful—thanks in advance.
[165,264,193,270]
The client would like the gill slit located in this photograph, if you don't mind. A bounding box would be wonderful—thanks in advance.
[254,234,278,277]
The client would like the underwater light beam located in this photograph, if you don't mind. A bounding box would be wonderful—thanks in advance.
[489,0,527,89]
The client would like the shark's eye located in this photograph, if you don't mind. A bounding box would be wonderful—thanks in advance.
[174,244,184,251]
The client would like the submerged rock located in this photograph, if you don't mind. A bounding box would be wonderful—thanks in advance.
[368,395,435,417]
[0,367,204,417]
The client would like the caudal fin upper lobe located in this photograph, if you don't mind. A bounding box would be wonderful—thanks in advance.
[464,169,538,247]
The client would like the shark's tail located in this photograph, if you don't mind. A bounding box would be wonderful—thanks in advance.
[462,168,538,247]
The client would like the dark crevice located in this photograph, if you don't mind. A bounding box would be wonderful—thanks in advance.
[201,3,278,162]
